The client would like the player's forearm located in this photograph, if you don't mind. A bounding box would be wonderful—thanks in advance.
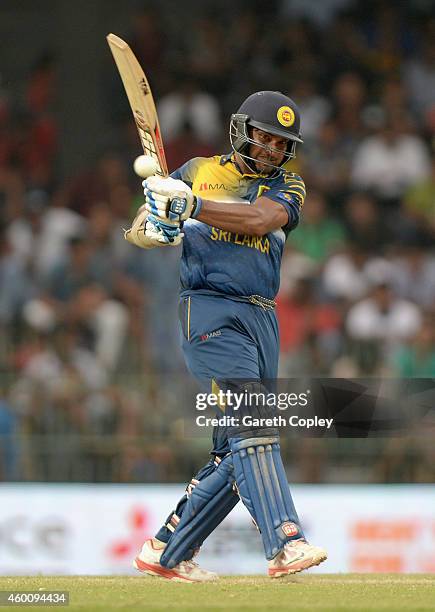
[196,199,276,236]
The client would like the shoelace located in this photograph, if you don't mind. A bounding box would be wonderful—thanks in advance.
[178,559,203,575]
[189,548,201,565]
[179,548,209,573]
[279,539,307,558]
[286,538,306,548]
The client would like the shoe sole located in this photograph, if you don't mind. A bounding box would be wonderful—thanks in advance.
[268,552,328,578]
[133,556,217,583]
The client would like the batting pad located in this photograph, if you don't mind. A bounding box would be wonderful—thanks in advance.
[160,455,239,568]
[231,437,304,559]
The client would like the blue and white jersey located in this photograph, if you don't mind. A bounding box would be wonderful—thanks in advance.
[171,155,306,300]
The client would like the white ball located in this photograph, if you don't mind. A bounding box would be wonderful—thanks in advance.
[133,155,158,178]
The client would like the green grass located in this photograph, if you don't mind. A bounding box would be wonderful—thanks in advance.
[0,575,434,611]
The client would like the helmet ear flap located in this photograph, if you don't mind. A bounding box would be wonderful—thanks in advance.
[230,113,250,154]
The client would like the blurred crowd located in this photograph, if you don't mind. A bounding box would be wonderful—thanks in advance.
[0,1,434,483]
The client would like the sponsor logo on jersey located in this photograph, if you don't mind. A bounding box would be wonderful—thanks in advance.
[200,330,222,342]
[277,106,295,127]
[210,227,270,254]
[281,522,299,537]
[199,182,231,191]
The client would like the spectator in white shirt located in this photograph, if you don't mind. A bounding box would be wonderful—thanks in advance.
[346,277,422,352]
[351,111,431,201]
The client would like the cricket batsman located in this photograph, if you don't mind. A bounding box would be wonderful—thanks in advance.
[127,91,327,581]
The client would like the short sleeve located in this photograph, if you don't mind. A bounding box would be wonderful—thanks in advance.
[265,173,306,233]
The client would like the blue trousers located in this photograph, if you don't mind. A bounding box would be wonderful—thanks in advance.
[155,292,293,561]
[180,292,279,453]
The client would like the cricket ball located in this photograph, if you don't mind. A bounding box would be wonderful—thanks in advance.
[133,155,158,178]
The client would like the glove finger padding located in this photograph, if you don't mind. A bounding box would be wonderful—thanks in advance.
[146,214,183,245]
[124,206,182,249]
[144,190,173,220]
[145,192,190,224]
[143,176,195,222]
[144,176,184,196]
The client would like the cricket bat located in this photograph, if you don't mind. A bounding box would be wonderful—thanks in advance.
[106,33,168,177]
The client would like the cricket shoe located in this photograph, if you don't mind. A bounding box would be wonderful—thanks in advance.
[268,539,327,578]
[133,538,218,583]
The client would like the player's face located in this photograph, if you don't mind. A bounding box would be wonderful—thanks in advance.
[249,128,288,173]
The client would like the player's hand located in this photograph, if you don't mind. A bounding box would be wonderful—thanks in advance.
[124,205,183,249]
[143,176,200,222]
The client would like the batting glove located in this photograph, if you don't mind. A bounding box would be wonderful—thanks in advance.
[143,176,202,222]
[146,214,183,245]
[124,205,183,248]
